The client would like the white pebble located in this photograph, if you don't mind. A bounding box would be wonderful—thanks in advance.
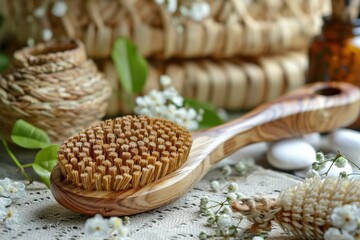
[220,142,268,166]
[327,129,360,165]
[267,139,316,170]
[302,133,322,150]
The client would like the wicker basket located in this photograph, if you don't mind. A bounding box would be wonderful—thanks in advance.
[101,51,307,115]
[0,39,111,142]
[0,0,330,59]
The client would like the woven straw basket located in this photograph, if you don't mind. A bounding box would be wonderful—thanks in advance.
[0,39,111,142]
[102,51,307,115]
[0,0,329,59]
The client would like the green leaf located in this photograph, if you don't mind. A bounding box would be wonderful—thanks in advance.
[184,98,224,129]
[32,144,59,187]
[11,119,51,149]
[0,53,9,73]
[111,37,148,93]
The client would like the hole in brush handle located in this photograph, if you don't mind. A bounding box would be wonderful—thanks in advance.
[315,87,342,96]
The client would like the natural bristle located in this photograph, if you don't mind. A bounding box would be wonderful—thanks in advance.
[58,115,192,191]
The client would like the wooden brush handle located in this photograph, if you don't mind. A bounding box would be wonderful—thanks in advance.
[195,81,360,165]
[51,81,360,216]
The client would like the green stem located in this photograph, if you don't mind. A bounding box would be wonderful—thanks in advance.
[2,140,32,181]
[22,163,34,168]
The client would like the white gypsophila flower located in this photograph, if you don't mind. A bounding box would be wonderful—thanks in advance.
[331,205,360,232]
[221,165,232,176]
[0,197,11,207]
[154,0,165,5]
[210,180,220,192]
[324,227,354,240]
[3,208,18,229]
[306,169,321,179]
[0,178,26,201]
[34,7,46,18]
[188,2,211,21]
[42,29,53,41]
[221,206,232,215]
[226,193,237,203]
[199,231,207,240]
[217,214,232,228]
[84,214,109,238]
[167,0,177,13]
[52,1,67,17]
[27,38,35,47]
[335,156,348,168]
[316,152,326,163]
[109,217,129,237]
[227,182,238,193]
[252,236,265,240]
[160,75,172,87]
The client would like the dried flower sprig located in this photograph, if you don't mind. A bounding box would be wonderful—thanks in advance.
[308,151,360,179]
[0,178,26,229]
[198,158,264,239]
[84,214,130,240]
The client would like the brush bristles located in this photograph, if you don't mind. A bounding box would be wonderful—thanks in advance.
[58,115,192,191]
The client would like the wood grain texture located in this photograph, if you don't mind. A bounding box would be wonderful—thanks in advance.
[51,82,360,216]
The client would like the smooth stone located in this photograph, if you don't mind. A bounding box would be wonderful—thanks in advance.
[326,129,360,165]
[220,142,268,166]
[302,133,322,150]
[294,161,353,178]
[267,139,316,170]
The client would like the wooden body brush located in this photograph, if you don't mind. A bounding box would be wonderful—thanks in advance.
[51,82,360,216]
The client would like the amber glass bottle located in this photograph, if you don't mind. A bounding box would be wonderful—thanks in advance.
[307,0,360,128]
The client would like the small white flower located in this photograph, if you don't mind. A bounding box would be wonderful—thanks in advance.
[210,180,220,192]
[199,231,207,240]
[188,2,211,21]
[3,208,18,229]
[42,29,53,41]
[306,169,321,179]
[0,197,11,207]
[217,214,232,228]
[331,205,360,232]
[221,206,232,215]
[84,214,109,238]
[200,196,209,210]
[51,1,67,17]
[335,156,348,168]
[34,7,46,18]
[316,152,326,163]
[109,217,129,237]
[324,227,354,240]
[27,38,35,47]
[221,165,232,176]
[0,178,26,201]
[227,182,238,193]
[252,236,265,240]
[226,193,237,203]
[160,75,172,87]
[167,0,177,13]
[154,0,165,5]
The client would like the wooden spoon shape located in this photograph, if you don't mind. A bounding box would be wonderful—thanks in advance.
[51,82,360,216]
